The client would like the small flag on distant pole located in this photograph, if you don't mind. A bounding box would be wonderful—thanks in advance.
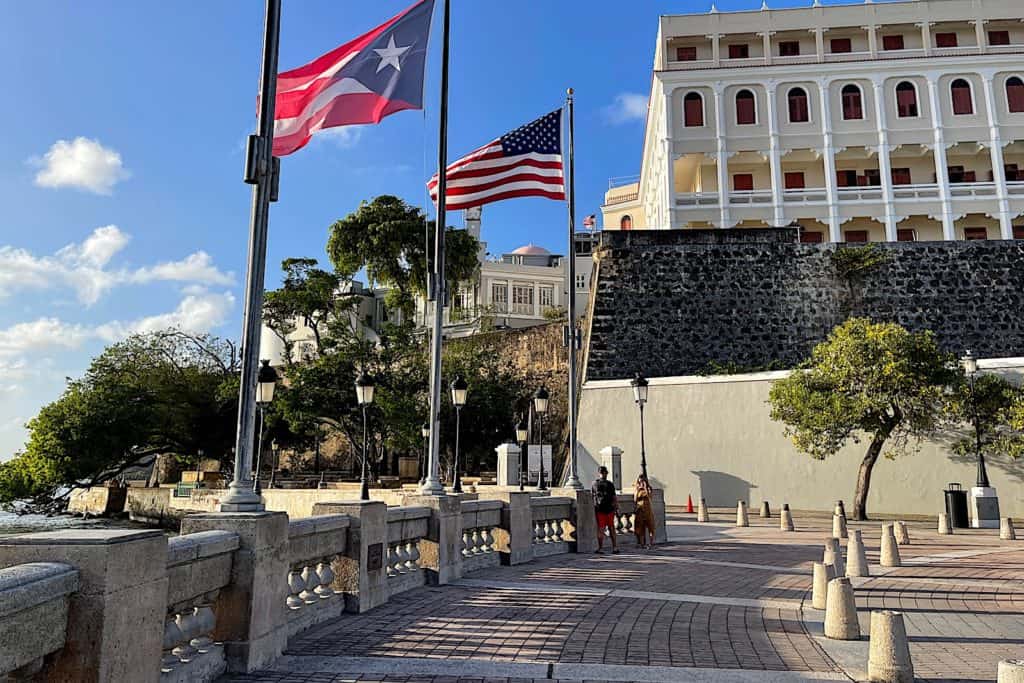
[583,214,596,230]
[271,0,435,156]
[427,110,566,211]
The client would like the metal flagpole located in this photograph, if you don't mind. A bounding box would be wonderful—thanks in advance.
[221,0,282,512]
[565,89,583,490]
[421,0,451,495]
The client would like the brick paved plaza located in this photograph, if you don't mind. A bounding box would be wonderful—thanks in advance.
[224,508,1024,683]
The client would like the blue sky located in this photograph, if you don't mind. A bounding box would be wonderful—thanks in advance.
[0,0,897,458]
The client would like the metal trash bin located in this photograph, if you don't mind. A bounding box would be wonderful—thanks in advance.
[944,483,969,529]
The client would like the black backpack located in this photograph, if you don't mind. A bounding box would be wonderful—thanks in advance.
[593,479,616,513]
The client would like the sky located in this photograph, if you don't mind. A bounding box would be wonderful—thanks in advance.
[0,0,901,459]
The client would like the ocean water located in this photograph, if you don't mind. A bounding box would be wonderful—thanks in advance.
[0,510,155,537]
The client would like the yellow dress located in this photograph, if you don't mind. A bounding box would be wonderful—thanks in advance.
[634,487,656,538]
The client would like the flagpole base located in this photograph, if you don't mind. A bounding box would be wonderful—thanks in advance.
[419,477,445,496]
[566,475,584,491]
[219,482,265,512]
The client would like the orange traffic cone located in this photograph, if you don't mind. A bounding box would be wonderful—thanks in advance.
[686,495,695,514]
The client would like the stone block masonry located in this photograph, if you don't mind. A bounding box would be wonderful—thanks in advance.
[586,229,1024,380]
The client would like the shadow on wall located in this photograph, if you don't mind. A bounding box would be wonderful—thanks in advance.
[692,470,757,507]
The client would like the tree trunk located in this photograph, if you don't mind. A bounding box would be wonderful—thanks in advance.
[852,432,888,521]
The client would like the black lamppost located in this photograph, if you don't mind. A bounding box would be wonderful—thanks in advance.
[533,387,550,490]
[960,351,990,488]
[420,422,430,486]
[195,449,204,490]
[450,375,468,494]
[631,373,650,479]
[516,420,529,492]
[253,359,278,495]
[355,372,376,501]
[268,441,280,488]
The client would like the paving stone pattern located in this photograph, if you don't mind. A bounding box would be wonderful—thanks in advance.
[223,510,1024,683]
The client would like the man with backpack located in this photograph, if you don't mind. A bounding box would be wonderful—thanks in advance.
[592,466,619,554]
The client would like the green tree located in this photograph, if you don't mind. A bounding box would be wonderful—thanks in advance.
[263,258,347,355]
[768,318,957,520]
[326,195,480,318]
[0,331,242,506]
[945,373,1024,462]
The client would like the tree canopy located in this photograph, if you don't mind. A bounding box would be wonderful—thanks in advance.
[768,318,958,520]
[945,372,1024,462]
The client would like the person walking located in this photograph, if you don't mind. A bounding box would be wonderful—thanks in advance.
[633,473,656,549]
[593,466,619,554]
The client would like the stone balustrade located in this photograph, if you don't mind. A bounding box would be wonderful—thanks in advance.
[0,488,666,681]
[162,530,239,683]
[0,562,79,679]
[285,515,349,637]
[615,495,637,538]
[385,506,430,595]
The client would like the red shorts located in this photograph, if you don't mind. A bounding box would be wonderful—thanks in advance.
[596,511,616,530]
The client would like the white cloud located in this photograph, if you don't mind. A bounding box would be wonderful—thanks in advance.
[0,227,234,305]
[315,126,364,149]
[32,137,131,194]
[0,318,92,359]
[603,93,649,125]
[95,291,235,340]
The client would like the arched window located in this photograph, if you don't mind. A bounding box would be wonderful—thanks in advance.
[620,215,633,230]
[1007,76,1024,113]
[788,87,809,123]
[683,92,704,127]
[951,78,974,115]
[736,89,756,125]
[895,81,919,118]
[841,84,863,120]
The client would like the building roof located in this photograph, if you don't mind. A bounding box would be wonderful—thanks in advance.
[510,244,551,256]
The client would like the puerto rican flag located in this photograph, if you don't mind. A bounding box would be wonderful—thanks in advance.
[272,0,434,157]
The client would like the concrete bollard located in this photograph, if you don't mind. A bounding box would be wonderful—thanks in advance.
[880,523,902,567]
[867,610,914,682]
[824,536,846,577]
[780,503,795,531]
[937,512,953,535]
[824,577,860,640]
[835,500,847,519]
[1001,517,1017,541]
[697,498,710,523]
[812,561,836,610]
[833,513,849,540]
[998,659,1024,683]
[736,501,749,527]
[760,501,771,518]
[894,521,910,545]
[846,529,870,578]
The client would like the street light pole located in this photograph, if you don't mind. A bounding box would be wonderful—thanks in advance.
[420,423,430,486]
[355,372,376,502]
[961,351,990,488]
[269,441,279,489]
[450,375,468,495]
[533,387,549,491]
[631,373,650,480]
[516,420,528,492]
[251,359,278,496]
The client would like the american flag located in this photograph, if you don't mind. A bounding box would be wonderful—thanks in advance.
[428,110,565,211]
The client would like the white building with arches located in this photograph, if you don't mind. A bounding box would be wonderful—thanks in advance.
[601,0,1024,243]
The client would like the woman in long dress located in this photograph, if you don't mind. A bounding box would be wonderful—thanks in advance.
[633,474,656,549]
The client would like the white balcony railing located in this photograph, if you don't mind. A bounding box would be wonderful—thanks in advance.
[729,190,773,204]
[782,188,829,203]
[664,45,1022,71]
[948,182,998,198]
[673,182,1007,210]
[1007,181,1024,195]
[676,192,721,207]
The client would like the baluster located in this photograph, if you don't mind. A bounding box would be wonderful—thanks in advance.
[161,615,184,671]
[533,521,543,544]
[315,558,335,598]
[394,542,409,574]
[471,528,483,554]
[172,607,198,660]
[287,569,305,609]
[480,528,494,553]
[300,565,318,604]
[386,544,397,577]
[543,520,552,543]
[406,540,420,571]
[553,520,564,542]
[190,592,217,651]
[461,530,472,557]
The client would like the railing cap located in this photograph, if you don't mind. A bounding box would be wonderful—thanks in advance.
[0,562,79,618]
[387,506,432,522]
[167,530,240,567]
[289,514,351,539]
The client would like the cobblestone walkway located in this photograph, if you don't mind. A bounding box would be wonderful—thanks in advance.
[223,509,1024,683]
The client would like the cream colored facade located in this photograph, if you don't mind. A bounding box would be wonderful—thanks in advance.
[602,0,1024,243]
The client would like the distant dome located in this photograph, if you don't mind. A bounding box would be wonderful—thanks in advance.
[510,244,551,256]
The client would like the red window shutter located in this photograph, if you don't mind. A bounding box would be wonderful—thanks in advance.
[1007,79,1024,113]
[842,89,863,120]
[989,30,1011,46]
[892,168,912,185]
[676,46,697,61]
[779,41,800,57]
[948,166,965,183]
[1013,226,1024,240]
[728,44,749,59]
[897,229,916,242]
[837,170,857,187]
[896,85,918,117]
[784,172,806,189]
[845,230,869,243]
[1006,164,1019,182]
[882,35,905,51]
[788,91,809,122]
[684,95,704,127]
[830,38,852,53]
[963,170,977,183]
[865,169,881,186]
[800,230,824,243]
[935,32,958,48]
[952,82,974,115]
[733,174,754,191]
[964,227,987,240]
[736,94,756,124]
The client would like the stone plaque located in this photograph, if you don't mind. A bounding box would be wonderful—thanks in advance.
[367,542,383,571]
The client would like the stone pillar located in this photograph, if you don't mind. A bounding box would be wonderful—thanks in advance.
[310,501,387,613]
[973,19,988,51]
[709,33,721,67]
[663,83,677,230]
[980,72,1014,239]
[761,31,774,66]
[712,83,732,230]
[817,77,841,242]
[919,21,933,56]
[651,488,669,544]
[402,494,463,585]
[179,512,288,673]
[0,529,167,683]
[866,24,878,58]
[557,487,597,554]
[599,446,623,491]
[925,75,956,240]
[871,77,898,242]
[764,81,786,228]
[970,486,1001,529]
[495,443,521,488]
[814,27,825,59]
[493,491,534,565]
